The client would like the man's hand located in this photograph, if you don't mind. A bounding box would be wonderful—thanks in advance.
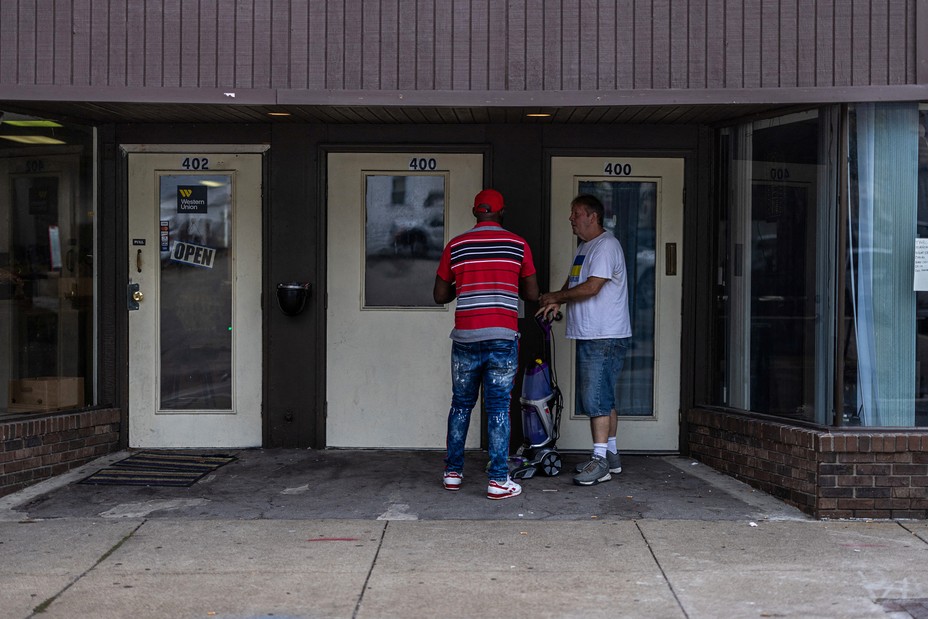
[535,295,560,321]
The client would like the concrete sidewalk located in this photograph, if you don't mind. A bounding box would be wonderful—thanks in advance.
[2,450,928,618]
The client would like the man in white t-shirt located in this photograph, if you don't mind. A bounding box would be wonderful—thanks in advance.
[537,194,632,486]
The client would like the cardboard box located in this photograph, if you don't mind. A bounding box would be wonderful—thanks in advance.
[8,377,85,412]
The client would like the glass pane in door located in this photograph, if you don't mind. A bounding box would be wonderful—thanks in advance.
[158,174,233,410]
[577,180,657,416]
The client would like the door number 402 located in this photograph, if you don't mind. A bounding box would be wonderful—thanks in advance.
[181,157,210,170]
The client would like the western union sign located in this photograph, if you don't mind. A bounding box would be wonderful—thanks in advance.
[177,185,207,213]
[170,241,215,268]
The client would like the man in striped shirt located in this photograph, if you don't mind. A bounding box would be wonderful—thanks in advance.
[434,189,539,500]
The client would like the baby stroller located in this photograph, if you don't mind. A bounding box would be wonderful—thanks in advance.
[509,313,563,479]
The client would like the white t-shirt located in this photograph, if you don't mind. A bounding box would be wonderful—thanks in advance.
[565,231,632,340]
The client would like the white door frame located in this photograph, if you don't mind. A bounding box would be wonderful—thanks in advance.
[123,144,267,448]
[325,151,485,448]
[550,156,684,453]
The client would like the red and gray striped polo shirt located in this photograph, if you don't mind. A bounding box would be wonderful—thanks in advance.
[436,222,536,342]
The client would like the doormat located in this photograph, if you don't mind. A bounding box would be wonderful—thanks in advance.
[79,451,237,487]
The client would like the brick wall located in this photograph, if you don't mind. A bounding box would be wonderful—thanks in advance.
[686,409,928,519]
[0,409,122,498]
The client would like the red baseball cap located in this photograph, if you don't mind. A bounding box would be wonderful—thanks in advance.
[473,189,505,214]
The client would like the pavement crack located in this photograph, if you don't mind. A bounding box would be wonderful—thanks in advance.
[352,520,389,619]
[635,519,690,619]
[28,520,146,617]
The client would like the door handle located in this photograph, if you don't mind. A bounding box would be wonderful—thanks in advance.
[665,242,677,276]
[137,249,143,273]
[128,282,142,311]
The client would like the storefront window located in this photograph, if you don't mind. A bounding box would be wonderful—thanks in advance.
[0,113,95,416]
[843,102,925,427]
[714,109,837,424]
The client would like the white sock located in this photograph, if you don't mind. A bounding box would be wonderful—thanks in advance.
[607,437,617,453]
[593,443,607,459]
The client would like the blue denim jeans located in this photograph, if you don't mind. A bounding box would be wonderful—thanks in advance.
[444,338,519,482]
[575,337,631,417]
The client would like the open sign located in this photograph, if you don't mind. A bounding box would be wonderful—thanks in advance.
[170,241,216,268]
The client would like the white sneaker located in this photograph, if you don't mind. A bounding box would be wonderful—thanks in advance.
[443,471,463,491]
[487,477,522,500]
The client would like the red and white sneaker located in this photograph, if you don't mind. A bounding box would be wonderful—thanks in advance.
[443,471,463,491]
[487,477,522,500]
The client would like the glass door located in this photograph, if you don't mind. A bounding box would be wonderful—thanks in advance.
[550,157,684,453]
[126,149,263,448]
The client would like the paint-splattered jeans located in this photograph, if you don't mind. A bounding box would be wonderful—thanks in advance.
[445,338,519,482]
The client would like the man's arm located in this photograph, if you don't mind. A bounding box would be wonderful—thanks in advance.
[519,273,540,302]
[535,276,608,318]
[433,275,456,304]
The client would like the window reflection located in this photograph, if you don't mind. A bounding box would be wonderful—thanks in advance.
[577,180,656,416]
[715,111,827,424]
[159,174,233,410]
[364,174,446,307]
[0,115,95,416]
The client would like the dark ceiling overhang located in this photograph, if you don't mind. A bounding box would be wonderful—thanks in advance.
[2,84,926,126]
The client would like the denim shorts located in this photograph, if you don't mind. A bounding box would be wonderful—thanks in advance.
[575,337,631,417]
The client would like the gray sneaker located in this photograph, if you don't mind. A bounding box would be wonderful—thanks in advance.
[573,455,611,486]
[575,451,622,474]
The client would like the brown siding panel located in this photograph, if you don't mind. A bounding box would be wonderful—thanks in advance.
[652,0,670,89]
[434,0,453,90]
[889,0,908,84]
[271,0,292,89]
[634,0,652,88]
[53,0,73,85]
[816,1,834,88]
[596,0,616,90]
[307,0,326,90]
[510,0,527,92]
[870,0,889,86]
[724,0,742,88]
[544,0,563,90]
[254,0,273,89]
[670,0,688,89]
[36,0,55,84]
[743,0,761,89]
[614,1,633,89]
[397,0,416,90]
[289,0,308,89]
[560,0,580,90]
[797,0,816,87]
[687,0,707,89]
[0,1,921,99]
[705,0,725,88]
[72,0,91,86]
[524,0,545,91]
[487,0,507,90]
[852,0,871,87]
[779,0,798,88]
[833,0,852,87]
[344,0,363,90]
[108,0,127,87]
[452,0,471,90]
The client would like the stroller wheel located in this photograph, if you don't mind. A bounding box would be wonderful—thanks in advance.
[541,451,562,476]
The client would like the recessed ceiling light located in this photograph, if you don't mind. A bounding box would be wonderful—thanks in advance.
[268,112,291,117]
[0,135,66,144]
[2,120,63,127]
[526,113,552,118]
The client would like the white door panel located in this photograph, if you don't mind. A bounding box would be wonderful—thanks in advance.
[327,152,483,448]
[550,157,684,453]
[127,150,263,448]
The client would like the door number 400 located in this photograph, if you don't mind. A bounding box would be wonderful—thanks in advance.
[603,163,633,176]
